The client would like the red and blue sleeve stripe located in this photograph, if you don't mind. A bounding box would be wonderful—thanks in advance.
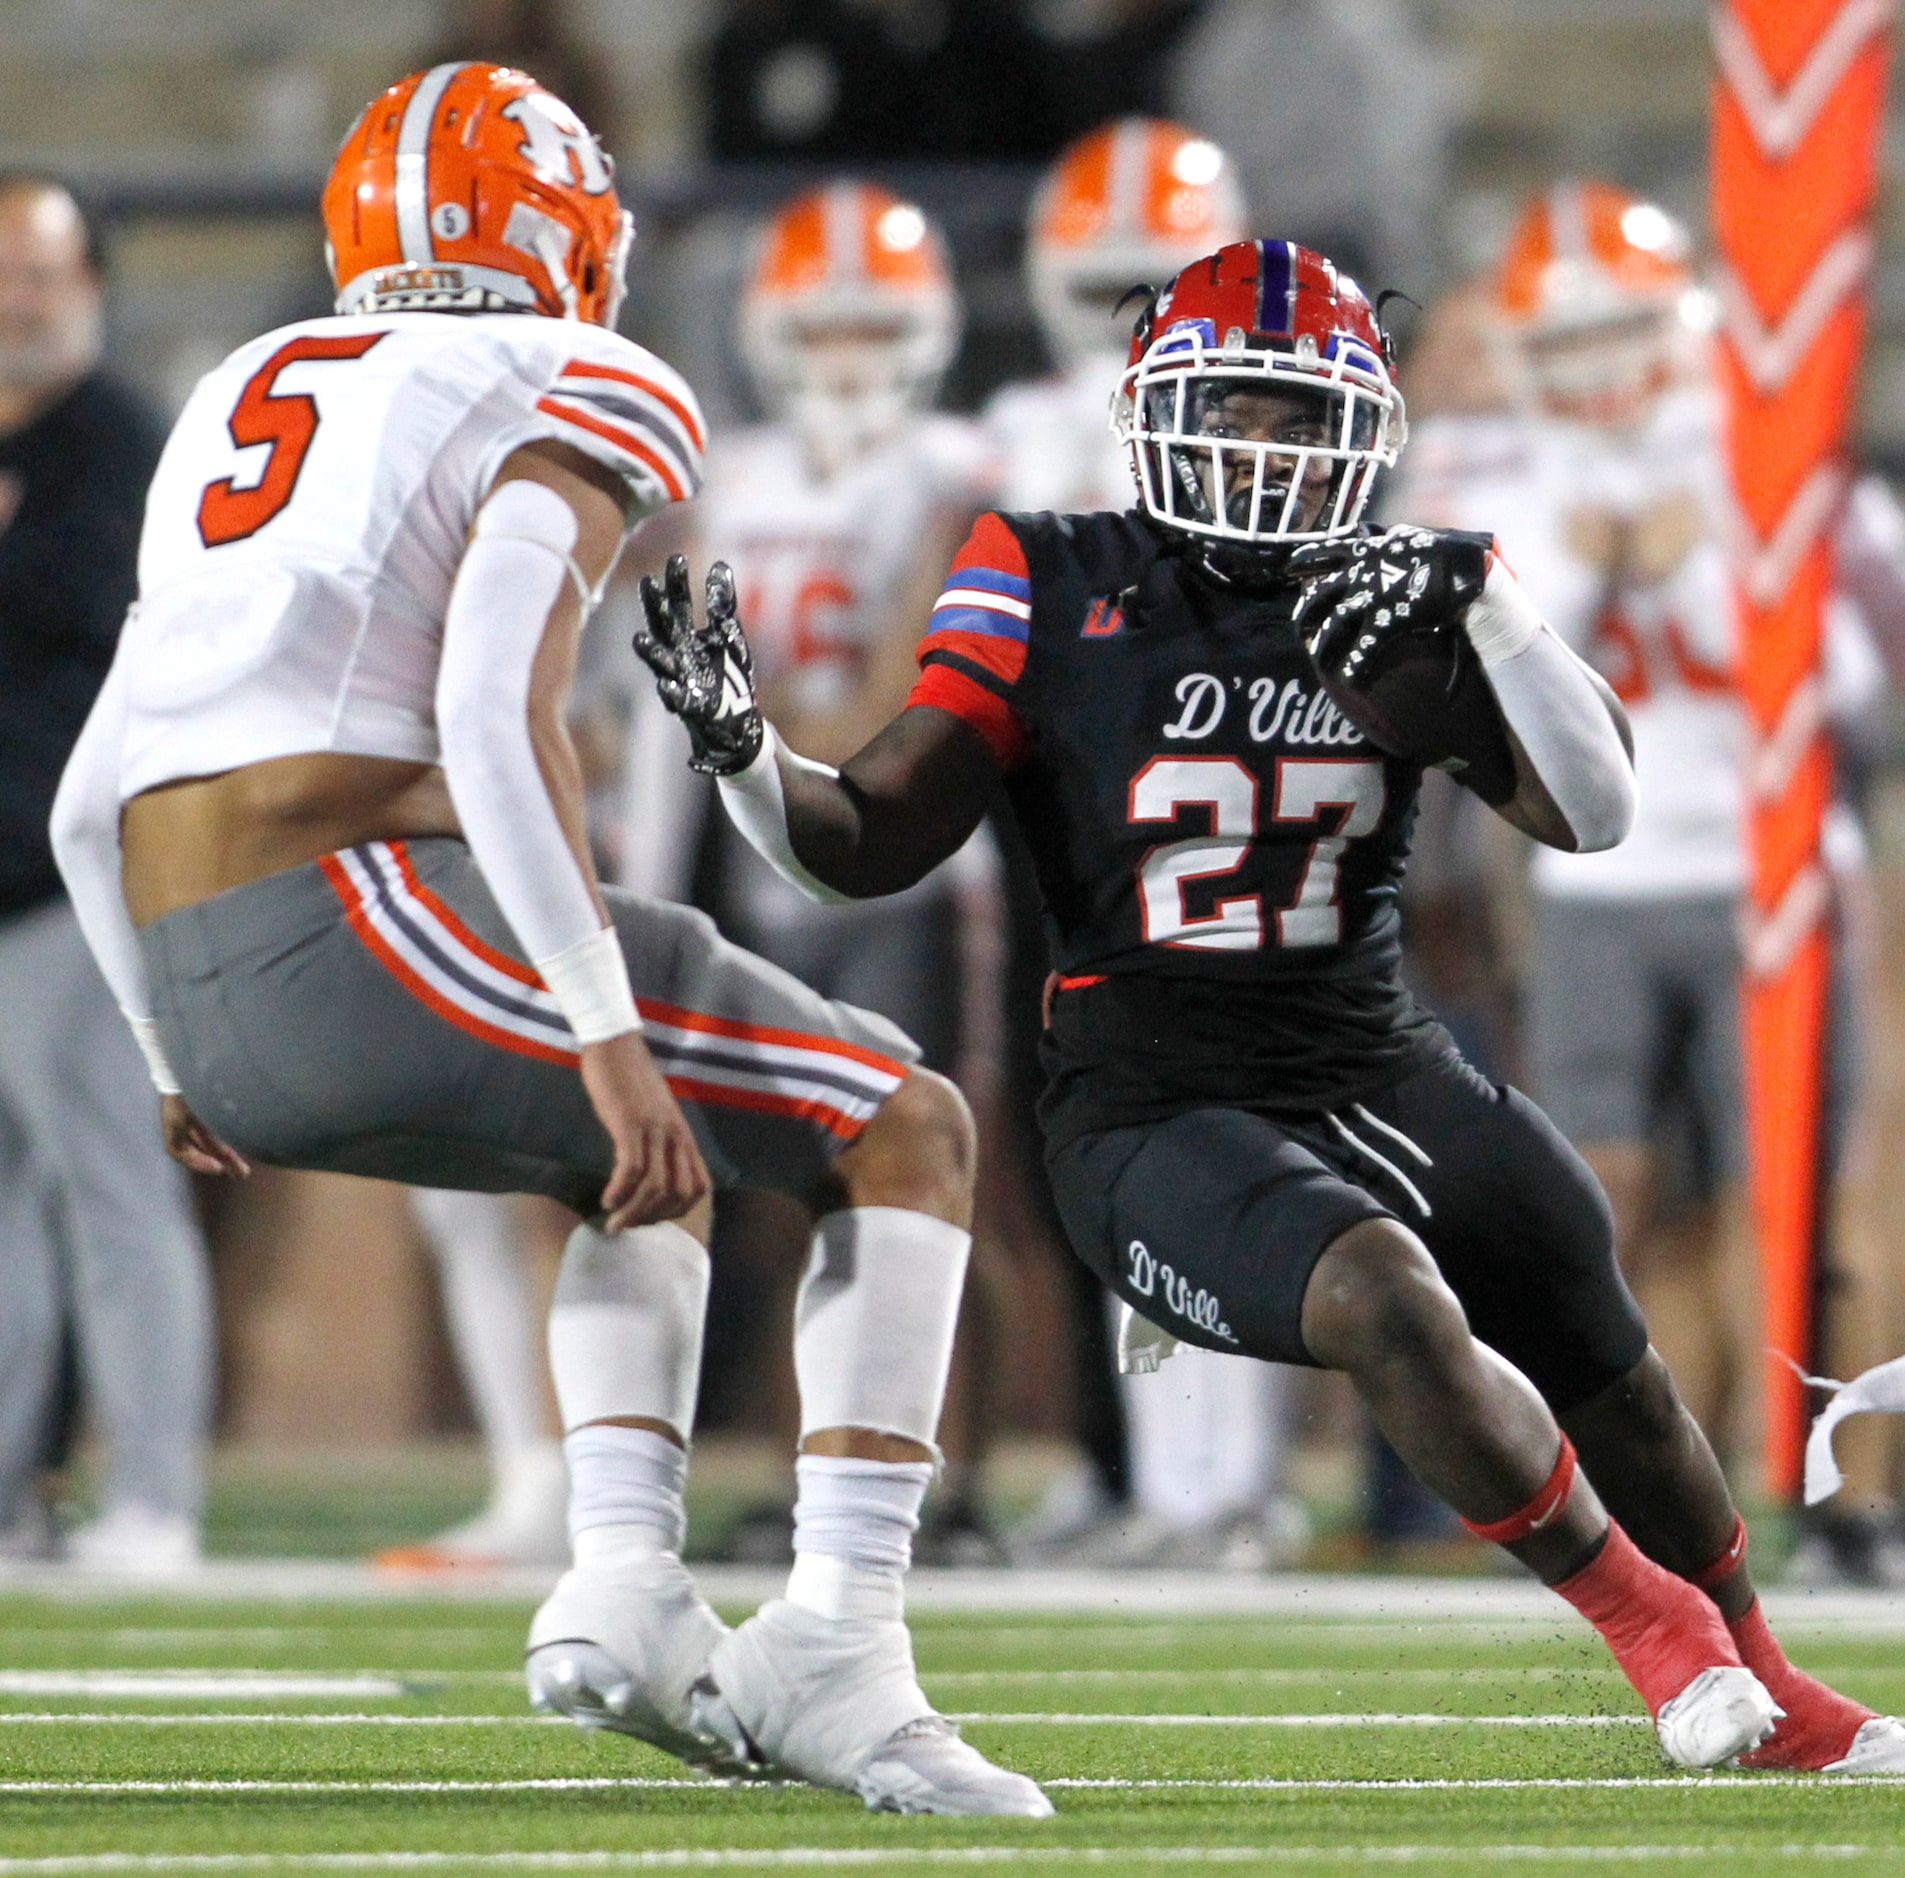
[919,512,1032,680]
[908,512,1033,770]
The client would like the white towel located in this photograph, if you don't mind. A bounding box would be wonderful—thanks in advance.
[1117,1301,1181,1375]
[1798,1353,1905,1505]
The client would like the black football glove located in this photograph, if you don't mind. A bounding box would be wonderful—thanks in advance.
[633,555,765,777]
[1289,526,1492,693]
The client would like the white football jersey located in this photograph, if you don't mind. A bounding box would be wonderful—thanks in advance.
[982,354,1135,516]
[699,413,990,717]
[1394,388,1747,901]
[114,311,703,801]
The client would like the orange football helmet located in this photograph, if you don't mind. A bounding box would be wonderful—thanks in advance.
[323,62,631,326]
[1028,118,1248,369]
[739,181,959,470]
[1492,181,1708,423]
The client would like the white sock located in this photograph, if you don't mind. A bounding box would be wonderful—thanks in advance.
[786,1454,932,1623]
[564,1424,687,1559]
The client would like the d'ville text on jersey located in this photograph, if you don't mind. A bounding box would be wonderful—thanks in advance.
[1160,672,1365,747]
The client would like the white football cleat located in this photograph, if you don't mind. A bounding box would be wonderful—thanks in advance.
[1823,1716,1905,1774]
[1655,1665,1781,1768]
[526,1552,743,1772]
[690,1597,1054,1816]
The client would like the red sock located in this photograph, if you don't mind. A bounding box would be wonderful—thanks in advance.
[1551,1521,1743,1719]
[1730,1600,1873,1770]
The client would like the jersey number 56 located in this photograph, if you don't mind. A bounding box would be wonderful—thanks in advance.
[1131,755,1386,951]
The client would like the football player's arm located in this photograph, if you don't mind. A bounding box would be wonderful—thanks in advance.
[436,439,709,1228]
[1465,557,1637,853]
[635,554,1004,899]
[757,704,1001,898]
[48,662,251,1176]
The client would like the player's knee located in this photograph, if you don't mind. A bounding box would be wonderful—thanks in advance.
[834,1067,975,1218]
[1564,1346,1685,1454]
[1301,1218,1468,1376]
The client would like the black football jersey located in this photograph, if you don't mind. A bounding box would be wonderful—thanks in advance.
[908,509,1454,1148]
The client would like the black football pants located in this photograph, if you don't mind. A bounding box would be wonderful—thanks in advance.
[1046,1050,1650,1415]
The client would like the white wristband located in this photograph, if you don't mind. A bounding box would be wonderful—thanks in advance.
[1463,557,1544,667]
[535,926,642,1045]
[126,1013,182,1096]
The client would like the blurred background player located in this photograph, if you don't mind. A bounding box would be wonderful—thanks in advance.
[983,120,1297,1565]
[663,182,1007,1560]
[0,174,213,1569]
[1395,184,1762,1477]
[376,1188,569,1570]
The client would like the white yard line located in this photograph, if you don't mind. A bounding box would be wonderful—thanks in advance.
[0,1675,408,1699]
[0,1845,1876,1871]
[0,1711,1648,1729]
[954,1714,1646,1727]
[0,1560,1895,1629]
[6,1775,1903,1795]
[0,1714,563,1727]
[921,1669,1629,1684]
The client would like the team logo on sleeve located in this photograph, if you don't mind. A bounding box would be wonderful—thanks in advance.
[1081,597,1125,638]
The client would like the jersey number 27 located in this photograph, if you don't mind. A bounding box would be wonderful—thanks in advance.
[196,332,388,548]
[1131,755,1385,951]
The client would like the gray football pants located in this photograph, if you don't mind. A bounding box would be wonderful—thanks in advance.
[0,899,213,1525]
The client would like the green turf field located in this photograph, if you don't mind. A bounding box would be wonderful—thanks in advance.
[0,1590,1901,1875]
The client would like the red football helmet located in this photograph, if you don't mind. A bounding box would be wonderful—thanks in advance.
[1116,240,1405,547]
[323,63,631,326]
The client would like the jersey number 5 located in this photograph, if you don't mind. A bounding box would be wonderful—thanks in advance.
[196,332,388,548]
[1131,754,1386,951]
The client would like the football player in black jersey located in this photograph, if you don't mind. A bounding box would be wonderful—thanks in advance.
[638,240,1902,1776]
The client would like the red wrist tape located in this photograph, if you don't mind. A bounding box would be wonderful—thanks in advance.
[1461,1435,1578,1546]
[1691,1514,1748,1591]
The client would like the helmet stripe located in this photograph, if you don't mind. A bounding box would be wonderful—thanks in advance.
[394,62,468,265]
[1104,118,1151,239]
[824,181,864,284]
[1551,181,1588,264]
[1255,239,1295,336]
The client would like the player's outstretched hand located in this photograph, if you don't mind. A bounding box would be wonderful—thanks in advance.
[161,1095,252,1179]
[580,1030,711,1231]
[1290,526,1491,688]
[632,554,765,776]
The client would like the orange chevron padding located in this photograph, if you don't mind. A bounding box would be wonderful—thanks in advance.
[1710,0,1892,1495]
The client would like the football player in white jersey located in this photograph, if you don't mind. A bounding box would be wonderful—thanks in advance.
[689,182,1010,1557]
[1393,183,1760,1469]
[983,121,1302,1566]
[48,63,1047,1818]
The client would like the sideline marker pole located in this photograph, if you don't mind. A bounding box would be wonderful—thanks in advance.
[1709,0,1893,1495]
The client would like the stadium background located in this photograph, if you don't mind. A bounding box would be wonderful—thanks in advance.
[3,0,1902,1548]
